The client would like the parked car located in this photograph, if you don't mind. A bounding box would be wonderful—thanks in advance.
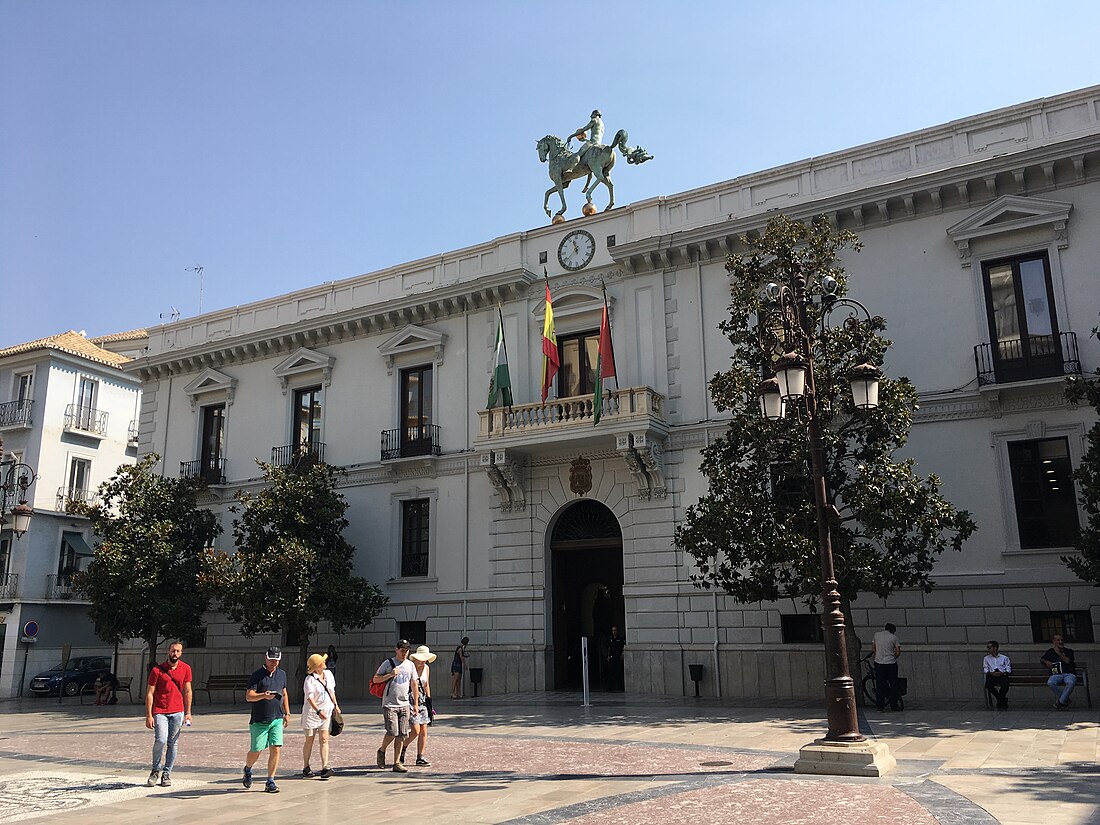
[29,656,112,697]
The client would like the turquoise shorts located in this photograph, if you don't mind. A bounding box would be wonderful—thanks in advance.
[249,718,284,751]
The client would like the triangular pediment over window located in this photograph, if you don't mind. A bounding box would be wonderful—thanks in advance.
[183,367,237,409]
[947,195,1072,267]
[377,325,446,375]
[272,347,335,393]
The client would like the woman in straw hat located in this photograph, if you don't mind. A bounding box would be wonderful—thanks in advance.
[301,653,340,779]
[402,645,436,767]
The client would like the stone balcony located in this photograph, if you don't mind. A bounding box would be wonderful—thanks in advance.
[475,386,669,509]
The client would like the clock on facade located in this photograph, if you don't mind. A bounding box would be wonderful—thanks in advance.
[557,230,596,271]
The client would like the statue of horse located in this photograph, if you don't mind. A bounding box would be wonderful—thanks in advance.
[536,129,652,220]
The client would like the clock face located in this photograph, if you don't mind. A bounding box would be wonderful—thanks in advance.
[557,230,596,271]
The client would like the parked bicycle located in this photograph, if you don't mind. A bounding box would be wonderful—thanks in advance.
[859,653,905,710]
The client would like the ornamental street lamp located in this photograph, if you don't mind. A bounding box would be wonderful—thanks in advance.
[754,271,893,776]
[0,436,38,539]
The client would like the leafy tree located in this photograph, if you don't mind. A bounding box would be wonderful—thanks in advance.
[675,215,976,660]
[72,454,221,670]
[209,458,388,685]
[1064,313,1100,584]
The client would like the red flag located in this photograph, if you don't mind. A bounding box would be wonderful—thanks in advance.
[540,281,559,402]
[593,300,617,425]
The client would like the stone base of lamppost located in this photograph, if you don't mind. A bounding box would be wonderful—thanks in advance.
[793,738,896,777]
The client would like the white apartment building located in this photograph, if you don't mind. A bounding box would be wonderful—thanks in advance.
[125,87,1100,701]
[0,329,144,698]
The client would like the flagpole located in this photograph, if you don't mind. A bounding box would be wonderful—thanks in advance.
[497,305,512,411]
[601,280,619,392]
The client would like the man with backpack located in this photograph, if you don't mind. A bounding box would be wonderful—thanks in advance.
[144,640,192,788]
[372,639,419,773]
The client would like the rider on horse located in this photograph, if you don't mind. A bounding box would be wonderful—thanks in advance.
[570,109,604,165]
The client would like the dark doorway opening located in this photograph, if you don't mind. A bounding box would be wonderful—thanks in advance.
[550,499,624,690]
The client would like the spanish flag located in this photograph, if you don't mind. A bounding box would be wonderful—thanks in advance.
[540,278,559,402]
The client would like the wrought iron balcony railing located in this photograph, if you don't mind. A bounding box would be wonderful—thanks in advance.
[0,399,33,428]
[381,424,441,461]
[56,486,98,512]
[974,331,1081,386]
[0,572,18,598]
[64,404,108,436]
[46,573,78,600]
[180,458,226,485]
[271,441,326,468]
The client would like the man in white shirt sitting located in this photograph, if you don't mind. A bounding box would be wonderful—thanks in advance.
[983,640,1012,709]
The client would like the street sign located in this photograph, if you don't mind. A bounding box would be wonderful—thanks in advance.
[22,620,39,638]
[20,636,37,643]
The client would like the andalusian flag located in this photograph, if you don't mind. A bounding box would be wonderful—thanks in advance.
[540,277,559,402]
[593,290,617,425]
[487,308,513,409]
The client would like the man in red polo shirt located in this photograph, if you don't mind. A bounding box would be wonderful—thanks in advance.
[145,640,193,787]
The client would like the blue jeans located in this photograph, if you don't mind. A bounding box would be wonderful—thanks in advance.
[1047,673,1077,705]
[152,711,184,772]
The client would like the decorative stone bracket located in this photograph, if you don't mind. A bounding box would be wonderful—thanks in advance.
[616,432,667,499]
[480,449,526,512]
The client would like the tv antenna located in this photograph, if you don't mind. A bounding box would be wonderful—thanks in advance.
[160,306,180,322]
[185,265,205,314]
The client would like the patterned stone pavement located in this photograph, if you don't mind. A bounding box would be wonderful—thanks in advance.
[0,693,1096,824]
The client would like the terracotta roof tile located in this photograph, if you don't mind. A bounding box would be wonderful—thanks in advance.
[88,328,148,344]
[0,330,133,368]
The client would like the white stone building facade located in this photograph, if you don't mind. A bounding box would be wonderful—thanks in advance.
[0,330,144,697]
[126,87,1100,701]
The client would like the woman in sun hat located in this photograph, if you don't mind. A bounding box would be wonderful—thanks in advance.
[402,645,436,767]
[301,652,339,779]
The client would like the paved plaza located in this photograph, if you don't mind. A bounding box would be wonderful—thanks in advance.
[0,691,1096,824]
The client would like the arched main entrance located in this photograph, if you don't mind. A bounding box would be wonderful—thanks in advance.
[549,499,624,690]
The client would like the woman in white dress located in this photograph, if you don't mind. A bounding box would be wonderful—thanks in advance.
[301,652,339,778]
[402,645,436,767]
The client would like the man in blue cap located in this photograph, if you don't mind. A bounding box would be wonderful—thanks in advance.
[242,647,290,792]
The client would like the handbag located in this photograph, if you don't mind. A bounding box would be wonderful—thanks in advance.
[420,676,435,725]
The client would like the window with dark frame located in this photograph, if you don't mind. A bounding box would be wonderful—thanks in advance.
[781,614,823,644]
[401,498,430,578]
[557,330,600,398]
[399,621,427,646]
[400,365,433,453]
[981,252,1063,383]
[293,385,322,448]
[1006,437,1079,548]
[1030,610,1095,644]
[200,403,226,482]
[181,626,208,649]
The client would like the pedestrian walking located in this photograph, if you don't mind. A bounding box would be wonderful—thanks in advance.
[242,646,290,793]
[145,641,193,787]
[450,636,469,699]
[404,645,435,767]
[373,640,419,773]
[871,622,903,711]
[301,652,339,779]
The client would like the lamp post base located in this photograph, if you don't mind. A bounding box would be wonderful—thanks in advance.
[793,738,896,777]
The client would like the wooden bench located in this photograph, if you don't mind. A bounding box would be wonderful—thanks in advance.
[80,676,134,704]
[197,674,251,704]
[984,663,1091,707]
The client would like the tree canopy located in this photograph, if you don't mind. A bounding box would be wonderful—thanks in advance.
[208,459,388,672]
[675,214,976,608]
[73,454,221,668]
[1064,313,1100,584]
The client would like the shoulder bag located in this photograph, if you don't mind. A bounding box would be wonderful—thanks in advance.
[314,673,343,736]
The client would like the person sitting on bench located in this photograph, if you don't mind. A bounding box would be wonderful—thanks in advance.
[94,672,120,705]
[1042,635,1078,710]
[982,641,1011,709]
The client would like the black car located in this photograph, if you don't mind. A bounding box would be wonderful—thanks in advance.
[29,656,112,697]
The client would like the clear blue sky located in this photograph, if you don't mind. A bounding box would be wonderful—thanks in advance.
[2,1,1097,348]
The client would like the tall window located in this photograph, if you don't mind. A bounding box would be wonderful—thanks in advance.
[400,366,433,454]
[0,535,10,578]
[981,253,1062,383]
[401,498,430,577]
[1007,438,1079,548]
[558,331,600,398]
[57,531,92,579]
[200,404,226,482]
[293,386,322,448]
[68,457,91,497]
[75,377,99,430]
[16,371,33,402]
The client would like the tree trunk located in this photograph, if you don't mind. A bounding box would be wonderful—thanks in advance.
[146,631,159,675]
[839,597,866,706]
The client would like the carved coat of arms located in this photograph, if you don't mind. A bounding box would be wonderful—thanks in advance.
[569,456,593,496]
